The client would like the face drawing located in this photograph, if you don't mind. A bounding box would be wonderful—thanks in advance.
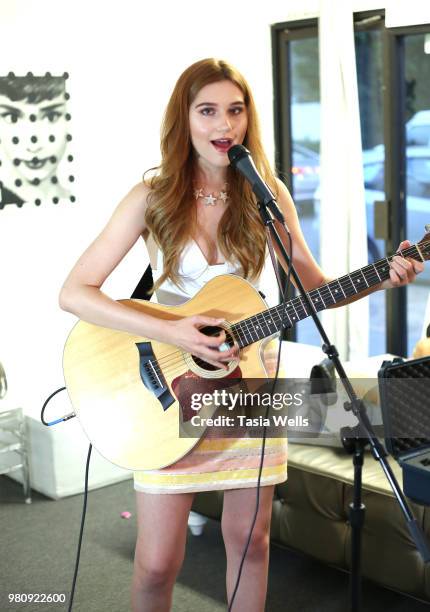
[0,92,68,186]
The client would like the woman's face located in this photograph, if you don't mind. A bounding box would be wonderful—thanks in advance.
[188,80,248,170]
[0,93,68,185]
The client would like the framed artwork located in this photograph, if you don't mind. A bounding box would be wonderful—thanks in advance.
[0,72,75,209]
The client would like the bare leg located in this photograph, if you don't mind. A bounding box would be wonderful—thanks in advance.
[131,491,195,612]
[222,485,274,612]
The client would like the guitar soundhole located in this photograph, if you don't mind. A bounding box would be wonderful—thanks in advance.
[192,326,235,371]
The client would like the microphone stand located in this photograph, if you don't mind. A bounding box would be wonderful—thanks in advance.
[257,194,430,612]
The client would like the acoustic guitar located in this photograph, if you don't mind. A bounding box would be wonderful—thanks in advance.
[63,231,430,470]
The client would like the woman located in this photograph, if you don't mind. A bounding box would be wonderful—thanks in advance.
[59,58,423,612]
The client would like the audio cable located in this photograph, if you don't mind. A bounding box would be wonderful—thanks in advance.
[41,386,91,611]
[227,229,293,612]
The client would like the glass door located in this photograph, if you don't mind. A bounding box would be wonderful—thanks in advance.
[404,32,430,354]
[272,16,430,357]
[355,19,387,355]
[289,34,321,346]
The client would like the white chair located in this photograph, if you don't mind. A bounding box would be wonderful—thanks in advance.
[0,362,31,503]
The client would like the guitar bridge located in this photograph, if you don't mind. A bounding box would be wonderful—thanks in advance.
[135,342,175,411]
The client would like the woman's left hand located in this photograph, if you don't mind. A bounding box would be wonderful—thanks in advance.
[381,240,425,289]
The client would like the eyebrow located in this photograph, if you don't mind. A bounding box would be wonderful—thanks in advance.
[0,104,22,113]
[194,101,245,108]
[40,103,66,112]
[0,102,66,113]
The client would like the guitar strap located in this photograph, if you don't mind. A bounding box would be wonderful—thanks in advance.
[131,264,154,301]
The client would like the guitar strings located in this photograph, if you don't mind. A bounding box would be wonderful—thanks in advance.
[145,334,237,376]
[143,239,430,376]
[144,310,281,376]
[142,309,275,375]
[144,307,292,376]
[146,298,304,374]
[144,256,383,374]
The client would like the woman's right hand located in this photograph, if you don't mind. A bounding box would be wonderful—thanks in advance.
[160,316,238,369]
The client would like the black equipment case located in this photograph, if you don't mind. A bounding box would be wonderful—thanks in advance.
[378,355,430,506]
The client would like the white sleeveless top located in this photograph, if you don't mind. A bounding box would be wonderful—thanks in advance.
[152,239,260,305]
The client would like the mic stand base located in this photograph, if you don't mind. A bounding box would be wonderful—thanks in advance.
[341,427,368,612]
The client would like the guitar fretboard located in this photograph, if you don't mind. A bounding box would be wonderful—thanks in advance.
[230,240,430,349]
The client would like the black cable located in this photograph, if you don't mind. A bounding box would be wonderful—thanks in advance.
[40,386,91,611]
[227,230,293,611]
[41,387,66,425]
[68,443,92,612]
[41,386,75,426]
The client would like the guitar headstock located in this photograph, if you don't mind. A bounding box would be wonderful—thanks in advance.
[417,225,430,261]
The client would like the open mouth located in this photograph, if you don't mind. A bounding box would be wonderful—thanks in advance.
[211,139,233,153]
[22,157,48,170]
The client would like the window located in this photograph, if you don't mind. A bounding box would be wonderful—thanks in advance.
[272,13,430,356]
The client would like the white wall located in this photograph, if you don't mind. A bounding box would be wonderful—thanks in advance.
[0,0,427,421]
[0,0,313,420]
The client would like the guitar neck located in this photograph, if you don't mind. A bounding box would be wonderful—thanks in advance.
[231,240,430,349]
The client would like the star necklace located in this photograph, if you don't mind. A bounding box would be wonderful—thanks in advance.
[193,183,229,206]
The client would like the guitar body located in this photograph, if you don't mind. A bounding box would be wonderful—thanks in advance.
[63,275,271,471]
[62,231,430,471]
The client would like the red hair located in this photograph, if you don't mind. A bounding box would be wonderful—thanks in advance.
[145,58,277,290]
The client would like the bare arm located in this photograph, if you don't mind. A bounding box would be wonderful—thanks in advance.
[59,182,235,368]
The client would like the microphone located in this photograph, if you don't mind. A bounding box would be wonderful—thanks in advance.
[228,144,275,206]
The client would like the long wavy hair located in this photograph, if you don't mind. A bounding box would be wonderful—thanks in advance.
[144,58,278,290]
